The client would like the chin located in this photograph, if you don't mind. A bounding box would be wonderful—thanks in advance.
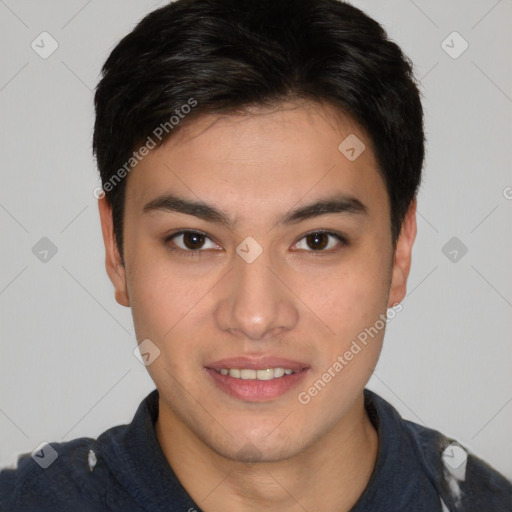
[199,420,309,464]
[215,439,301,464]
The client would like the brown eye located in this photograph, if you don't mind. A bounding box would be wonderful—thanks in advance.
[182,232,206,250]
[166,230,219,254]
[294,231,347,252]
[306,232,329,250]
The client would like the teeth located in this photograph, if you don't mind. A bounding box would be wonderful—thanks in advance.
[217,368,299,380]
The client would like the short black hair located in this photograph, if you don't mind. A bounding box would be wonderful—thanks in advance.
[93,0,424,262]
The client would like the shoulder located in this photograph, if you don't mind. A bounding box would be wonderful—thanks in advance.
[0,428,125,512]
[403,419,512,511]
[1,391,159,512]
[364,389,512,511]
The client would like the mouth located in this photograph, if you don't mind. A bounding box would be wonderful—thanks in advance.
[215,367,301,380]
[205,357,310,402]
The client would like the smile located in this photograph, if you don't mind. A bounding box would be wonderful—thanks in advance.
[215,368,301,380]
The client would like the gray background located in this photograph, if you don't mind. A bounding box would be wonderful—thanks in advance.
[1,0,511,478]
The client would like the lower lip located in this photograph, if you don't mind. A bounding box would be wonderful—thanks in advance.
[205,368,309,402]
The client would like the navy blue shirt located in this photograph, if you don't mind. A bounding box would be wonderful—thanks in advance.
[1,389,511,511]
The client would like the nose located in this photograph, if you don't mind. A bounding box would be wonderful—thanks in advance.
[214,247,299,341]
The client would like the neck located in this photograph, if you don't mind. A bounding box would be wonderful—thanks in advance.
[156,393,378,512]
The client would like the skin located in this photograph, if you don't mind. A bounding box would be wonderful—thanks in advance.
[98,100,417,511]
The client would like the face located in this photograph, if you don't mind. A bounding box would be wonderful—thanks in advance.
[99,101,416,462]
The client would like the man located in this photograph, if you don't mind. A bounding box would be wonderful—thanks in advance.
[1,0,511,510]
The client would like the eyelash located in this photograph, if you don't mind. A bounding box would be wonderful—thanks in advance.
[163,229,349,258]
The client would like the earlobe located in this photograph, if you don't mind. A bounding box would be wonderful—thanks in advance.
[387,199,417,308]
[115,288,130,307]
[98,197,130,307]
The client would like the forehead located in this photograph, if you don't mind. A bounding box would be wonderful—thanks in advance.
[164,100,372,163]
[124,101,388,224]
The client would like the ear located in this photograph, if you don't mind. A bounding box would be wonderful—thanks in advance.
[98,196,130,307]
[387,198,417,307]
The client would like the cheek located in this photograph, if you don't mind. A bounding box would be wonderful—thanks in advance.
[128,263,207,389]
[297,260,389,417]
[307,249,392,342]
[126,242,200,344]
[130,271,201,340]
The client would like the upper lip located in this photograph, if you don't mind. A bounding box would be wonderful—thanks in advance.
[205,356,310,371]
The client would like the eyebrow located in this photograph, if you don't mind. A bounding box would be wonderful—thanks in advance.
[142,192,368,228]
